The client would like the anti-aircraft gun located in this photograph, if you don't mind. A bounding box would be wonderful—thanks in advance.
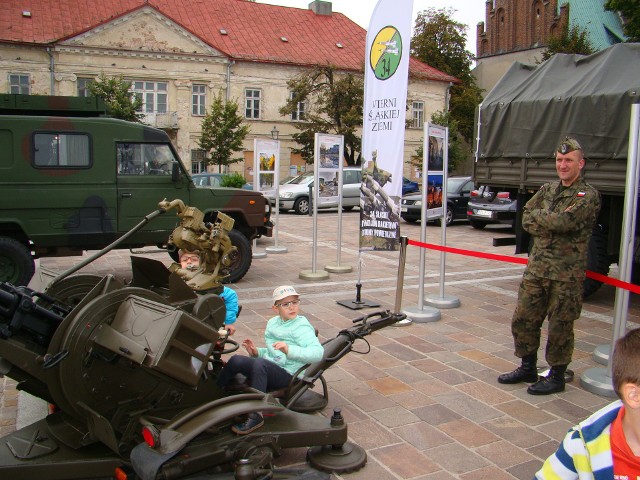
[0,200,409,479]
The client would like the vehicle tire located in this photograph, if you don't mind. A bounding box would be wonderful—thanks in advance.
[402,217,418,224]
[293,197,310,215]
[342,206,354,211]
[222,229,252,284]
[583,228,610,298]
[469,219,487,230]
[436,206,454,227]
[0,237,35,286]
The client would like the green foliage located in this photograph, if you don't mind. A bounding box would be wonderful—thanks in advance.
[279,66,363,166]
[540,24,595,61]
[604,0,640,41]
[199,91,250,172]
[411,110,467,174]
[411,7,483,143]
[220,172,248,188]
[88,74,143,122]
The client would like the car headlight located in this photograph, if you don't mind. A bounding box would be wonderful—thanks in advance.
[414,200,422,207]
[280,192,294,199]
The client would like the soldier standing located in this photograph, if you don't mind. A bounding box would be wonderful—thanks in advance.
[498,137,601,395]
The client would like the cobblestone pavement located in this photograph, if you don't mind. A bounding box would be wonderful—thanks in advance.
[1,209,638,479]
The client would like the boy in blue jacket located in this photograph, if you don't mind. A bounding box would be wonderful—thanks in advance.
[216,285,323,434]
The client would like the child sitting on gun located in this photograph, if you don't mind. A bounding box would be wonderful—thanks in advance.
[178,249,239,335]
[215,285,323,434]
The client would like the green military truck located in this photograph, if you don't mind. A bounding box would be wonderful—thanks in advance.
[0,94,272,285]
[473,43,640,297]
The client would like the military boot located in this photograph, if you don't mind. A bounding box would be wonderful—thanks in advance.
[527,365,567,395]
[497,354,538,384]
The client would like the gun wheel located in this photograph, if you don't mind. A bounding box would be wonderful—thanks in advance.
[306,441,366,473]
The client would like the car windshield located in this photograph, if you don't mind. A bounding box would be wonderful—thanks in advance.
[288,172,314,185]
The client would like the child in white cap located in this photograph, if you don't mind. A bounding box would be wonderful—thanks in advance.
[216,285,323,434]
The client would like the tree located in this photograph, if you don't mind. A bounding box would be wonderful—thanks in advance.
[199,91,250,172]
[411,8,483,144]
[540,24,595,62]
[279,66,364,166]
[88,74,143,122]
[605,0,640,41]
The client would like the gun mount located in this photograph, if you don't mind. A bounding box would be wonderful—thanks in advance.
[0,203,409,479]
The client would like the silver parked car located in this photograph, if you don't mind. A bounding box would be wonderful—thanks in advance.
[269,168,362,215]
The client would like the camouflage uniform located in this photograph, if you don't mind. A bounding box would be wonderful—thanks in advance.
[511,176,600,366]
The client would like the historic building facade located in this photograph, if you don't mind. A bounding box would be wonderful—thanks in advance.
[0,0,456,181]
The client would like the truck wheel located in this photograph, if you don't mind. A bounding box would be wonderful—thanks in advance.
[469,219,486,230]
[583,228,610,298]
[293,197,310,215]
[222,230,252,284]
[0,237,35,285]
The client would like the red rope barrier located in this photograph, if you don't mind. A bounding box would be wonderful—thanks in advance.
[407,238,640,295]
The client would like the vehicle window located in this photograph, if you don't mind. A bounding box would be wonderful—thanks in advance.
[34,133,90,167]
[447,177,468,192]
[343,170,361,184]
[290,172,313,184]
[117,143,174,175]
[462,180,474,193]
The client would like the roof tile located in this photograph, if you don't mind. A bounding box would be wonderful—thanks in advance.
[0,0,456,83]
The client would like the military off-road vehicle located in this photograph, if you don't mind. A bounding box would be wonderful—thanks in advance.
[0,94,272,286]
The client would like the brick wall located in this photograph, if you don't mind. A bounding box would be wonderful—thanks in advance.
[477,0,569,58]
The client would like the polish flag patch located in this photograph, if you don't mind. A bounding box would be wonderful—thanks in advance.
[577,192,586,197]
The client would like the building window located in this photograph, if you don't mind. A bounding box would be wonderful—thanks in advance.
[290,92,306,121]
[192,84,206,116]
[34,133,90,167]
[9,74,30,94]
[244,88,261,119]
[132,81,168,113]
[77,77,94,97]
[191,149,208,174]
[412,101,424,129]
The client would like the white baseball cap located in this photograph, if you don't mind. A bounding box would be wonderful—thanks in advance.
[272,285,299,304]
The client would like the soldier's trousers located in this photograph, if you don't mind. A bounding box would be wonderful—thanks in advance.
[511,271,583,366]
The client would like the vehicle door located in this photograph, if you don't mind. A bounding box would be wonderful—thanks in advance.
[116,142,190,233]
[342,169,362,207]
[451,179,474,216]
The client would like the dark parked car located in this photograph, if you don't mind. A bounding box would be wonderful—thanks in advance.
[402,177,420,195]
[191,173,253,190]
[466,186,517,229]
[400,176,474,226]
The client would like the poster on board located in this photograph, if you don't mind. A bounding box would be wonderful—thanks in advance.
[425,124,446,220]
[315,134,344,208]
[253,138,280,197]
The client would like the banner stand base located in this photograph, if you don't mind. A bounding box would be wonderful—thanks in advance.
[266,246,288,254]
[580,367,617,397]
[404,305,441,323]
[299,269,330,281]
[252,251,267,259]
[336,282,380,310]
[325,263,352,273]
[423,295,460,309]
[592,344,610,365]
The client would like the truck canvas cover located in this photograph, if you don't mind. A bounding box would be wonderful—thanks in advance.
[476,43,640,174]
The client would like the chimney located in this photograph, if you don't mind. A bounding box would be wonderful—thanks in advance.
[309,1,332,16]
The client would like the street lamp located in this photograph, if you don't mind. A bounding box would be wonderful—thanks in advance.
[270,125,279,140]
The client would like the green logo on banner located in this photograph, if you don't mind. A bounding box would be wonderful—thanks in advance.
[369,26,403,81]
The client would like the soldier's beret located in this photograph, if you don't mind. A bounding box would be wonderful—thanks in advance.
[557,136,582,155]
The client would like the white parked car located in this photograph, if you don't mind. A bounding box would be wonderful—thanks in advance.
[267,168,362,215]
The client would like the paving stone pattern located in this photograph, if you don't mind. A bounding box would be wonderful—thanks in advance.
[2,210,637,479]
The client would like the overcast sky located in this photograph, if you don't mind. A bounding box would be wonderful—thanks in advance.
[256,0,487,56]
